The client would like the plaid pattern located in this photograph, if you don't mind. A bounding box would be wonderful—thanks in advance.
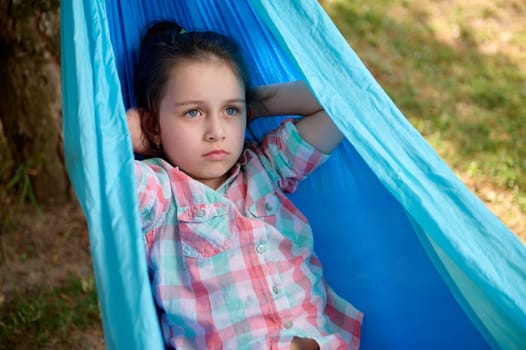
[136,120,363,349]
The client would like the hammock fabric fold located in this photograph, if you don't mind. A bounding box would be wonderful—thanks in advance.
[61,1,526,349]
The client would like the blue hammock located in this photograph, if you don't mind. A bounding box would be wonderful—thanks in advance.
[61,1,526,349]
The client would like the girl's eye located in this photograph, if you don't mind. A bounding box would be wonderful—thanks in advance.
[185,109,201,118]
[225,106,240,116]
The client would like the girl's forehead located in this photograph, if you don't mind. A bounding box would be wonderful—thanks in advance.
[169,59,244,85]
[164,59,245,100]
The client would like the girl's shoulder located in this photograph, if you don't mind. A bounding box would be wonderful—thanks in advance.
[136,157,173,171]
[135,157,176,185]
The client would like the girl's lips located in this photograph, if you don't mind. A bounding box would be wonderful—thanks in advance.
[202,149,230,160]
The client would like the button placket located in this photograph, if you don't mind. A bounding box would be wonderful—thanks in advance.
[255,243,266,254]
[282,320,293,329]
[272,285,280,295]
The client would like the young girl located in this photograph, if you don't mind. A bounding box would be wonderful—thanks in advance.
[127,21,363,350]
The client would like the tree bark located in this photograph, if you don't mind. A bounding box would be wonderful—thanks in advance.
[0,0,69,206]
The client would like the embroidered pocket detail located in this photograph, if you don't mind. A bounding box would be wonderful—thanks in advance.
[177,203,229,259]
[248,192,280,217]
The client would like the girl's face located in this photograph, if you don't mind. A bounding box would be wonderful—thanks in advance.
[154,59,247,189]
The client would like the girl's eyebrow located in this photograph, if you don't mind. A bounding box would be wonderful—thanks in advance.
[173,98,245,107]
[225,98,246,104]
[173,100,204,107]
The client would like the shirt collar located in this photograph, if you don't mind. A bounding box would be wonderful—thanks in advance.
[216,162,242,194]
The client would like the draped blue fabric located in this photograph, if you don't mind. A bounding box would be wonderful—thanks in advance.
[61,0,526,349]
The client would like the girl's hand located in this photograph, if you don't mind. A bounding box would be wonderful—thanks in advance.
[126,107,157,156]
[290,336,320,350]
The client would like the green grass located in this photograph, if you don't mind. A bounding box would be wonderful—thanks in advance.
[0,275,100,349]
[322,0,526,231]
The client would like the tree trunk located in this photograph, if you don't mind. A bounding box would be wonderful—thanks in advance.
[0,0,69,206]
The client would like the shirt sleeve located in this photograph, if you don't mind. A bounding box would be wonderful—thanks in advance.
[253,119,331,193]
[135,159,173,234]
[322,286,364,350]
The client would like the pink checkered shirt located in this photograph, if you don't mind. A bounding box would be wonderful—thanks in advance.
[135,120,363,349]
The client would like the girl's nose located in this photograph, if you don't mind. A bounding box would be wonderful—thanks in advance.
[204,115,226,141]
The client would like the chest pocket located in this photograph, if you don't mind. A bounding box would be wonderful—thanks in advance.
[248,191,280,218]
[177,203,229,259]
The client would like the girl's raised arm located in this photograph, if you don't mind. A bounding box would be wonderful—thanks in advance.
[251,81,343,154]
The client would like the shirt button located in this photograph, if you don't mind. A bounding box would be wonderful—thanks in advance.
[196,208,205,217]
[256,244,265,254]
[283,320,293,329]
[265,203,273,212]
[272,285,280,295]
